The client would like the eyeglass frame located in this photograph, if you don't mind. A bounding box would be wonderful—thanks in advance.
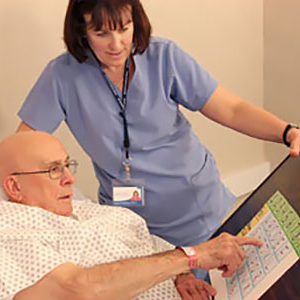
[11,159,78,180]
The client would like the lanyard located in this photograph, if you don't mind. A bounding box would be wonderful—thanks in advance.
[99,57,130,111]
[92,51,132,178]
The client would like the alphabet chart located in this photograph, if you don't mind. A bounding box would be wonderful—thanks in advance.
[209,191,300,300]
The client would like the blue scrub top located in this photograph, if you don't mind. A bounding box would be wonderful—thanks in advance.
[18,37,236,246]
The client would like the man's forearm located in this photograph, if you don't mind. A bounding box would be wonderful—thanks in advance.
[77,249,189,300]
[14,249,189,300]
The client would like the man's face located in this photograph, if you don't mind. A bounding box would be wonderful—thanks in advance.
[13,134,75,216]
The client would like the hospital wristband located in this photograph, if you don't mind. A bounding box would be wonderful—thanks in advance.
[177,246,198,269]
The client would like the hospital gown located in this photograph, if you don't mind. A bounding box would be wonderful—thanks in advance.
[0,199,180,299]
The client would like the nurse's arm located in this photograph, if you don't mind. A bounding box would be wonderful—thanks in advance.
[199,84,300,156]
[16,121,35,132]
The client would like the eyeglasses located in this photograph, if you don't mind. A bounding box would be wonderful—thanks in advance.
[11,160,78,180]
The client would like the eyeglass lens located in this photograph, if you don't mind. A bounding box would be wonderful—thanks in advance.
[49,160,78,179]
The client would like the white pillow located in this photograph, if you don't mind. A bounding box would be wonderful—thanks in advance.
[0,186,8,201]
[72,186,97,203]
[72,186,89,201]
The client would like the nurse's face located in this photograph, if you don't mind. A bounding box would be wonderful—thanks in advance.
[84,6,134,70]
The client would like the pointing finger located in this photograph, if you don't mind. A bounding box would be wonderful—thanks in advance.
[235,236,263,248]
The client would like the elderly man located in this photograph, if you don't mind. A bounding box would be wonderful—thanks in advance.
[0,132,261,300]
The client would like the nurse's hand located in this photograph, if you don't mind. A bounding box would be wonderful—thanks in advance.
[194,233,263,277]
[175,273,217,300]
[286,126,300,157]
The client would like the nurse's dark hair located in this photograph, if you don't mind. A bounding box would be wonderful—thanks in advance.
[64,0,152,62]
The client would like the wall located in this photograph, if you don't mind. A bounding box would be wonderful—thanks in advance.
[0,0,264,200]
[264,0,300,169]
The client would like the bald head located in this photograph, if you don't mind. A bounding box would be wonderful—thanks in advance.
[0,131,75,216]
[0,131,60,182]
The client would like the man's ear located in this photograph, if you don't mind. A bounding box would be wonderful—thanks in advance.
[3,176,23,202]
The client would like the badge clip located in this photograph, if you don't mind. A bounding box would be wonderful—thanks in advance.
[123,159,131,180]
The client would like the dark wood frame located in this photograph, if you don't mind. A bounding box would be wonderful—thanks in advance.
[212,155,300,299]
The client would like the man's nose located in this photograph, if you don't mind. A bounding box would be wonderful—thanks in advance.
[61,166,75,185]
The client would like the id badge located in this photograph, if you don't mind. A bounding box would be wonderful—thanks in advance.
[112,178,145,207]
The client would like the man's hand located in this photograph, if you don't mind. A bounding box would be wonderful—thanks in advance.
[194,233,262,277]
[175,273,217,300]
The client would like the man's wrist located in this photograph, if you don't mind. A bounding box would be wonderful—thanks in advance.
[176,247,198,269]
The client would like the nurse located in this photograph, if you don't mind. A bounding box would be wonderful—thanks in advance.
[17,0,300,249]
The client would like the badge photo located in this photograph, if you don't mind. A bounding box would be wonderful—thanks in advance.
[112,178,145,207]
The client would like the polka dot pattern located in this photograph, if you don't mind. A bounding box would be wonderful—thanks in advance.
[0,200,180,299]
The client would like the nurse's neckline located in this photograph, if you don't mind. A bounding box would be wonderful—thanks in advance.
[103,57,136,91]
